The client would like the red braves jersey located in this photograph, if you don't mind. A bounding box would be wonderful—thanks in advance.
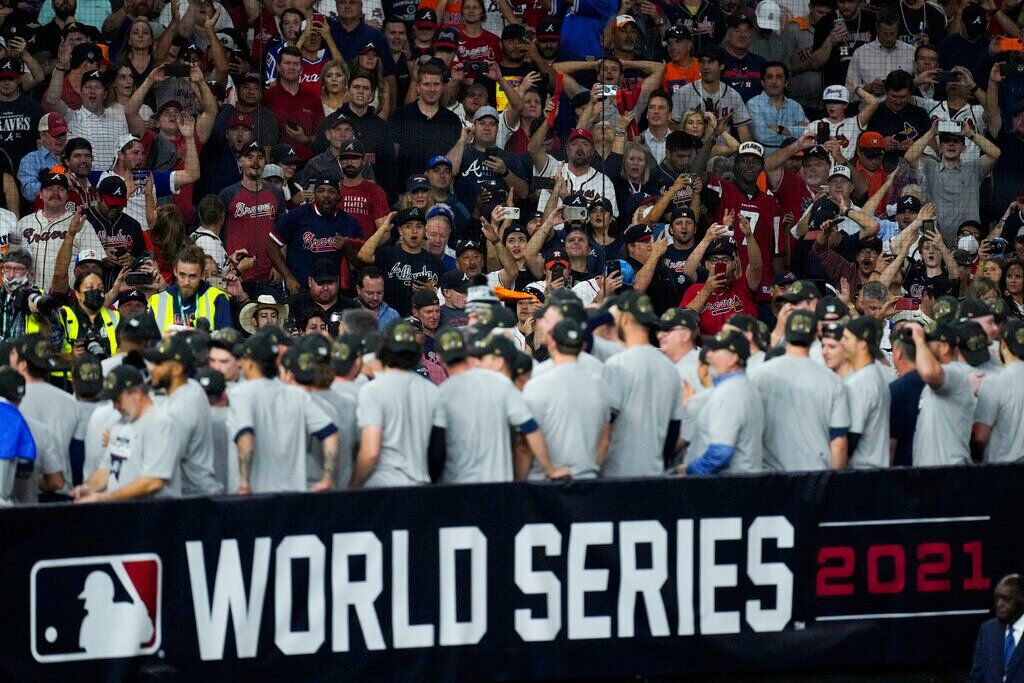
[680,277,758,336]
[771,167,816,257]
[262,83,324,162]
[708,175,780,298]
[217,182,285,283]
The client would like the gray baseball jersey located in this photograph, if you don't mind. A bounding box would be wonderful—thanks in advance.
[591,335,626,362]
[84,401,120,481]
[228,378,333,493]
[308,388,358,489]
[679,387,713,467]
[747,350,766,369]
[20,381,76,491]
[843,363,891,469]
[74,399,99,442]
[912,361,976,467]
[434,368,534,483]
[603,345,683,478]
[357,370,439,487]
[331,378,361,404]
[160,380,222,496]
[209,405,232,492]
[749,355,851,471]
[523,359,611,479]
[973,360,1024,463]
[532,350,605,381]
[694,373,765,473]
[675,348,708,396]
[14,416,66,504]
[103,405,183,498]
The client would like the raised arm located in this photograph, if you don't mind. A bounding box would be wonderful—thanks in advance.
[740,214,762,291]
[127,66,167,137]
[46,40,72,118]
[356,215,395,265]
[911,323,943,388]
[190,65,218,145]
[854,86,879,128]
[861,167,899,216]
[444,125,473,177]
[765,130,815,189]
[175,115,201,187]
[904,118,938,166]
[968,124,1002,175]
[984,63,1003,138]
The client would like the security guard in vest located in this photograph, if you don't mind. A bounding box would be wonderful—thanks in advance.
[148,244,231,334]
[62,271,120,358]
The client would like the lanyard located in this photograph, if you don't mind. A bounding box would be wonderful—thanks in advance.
[176,290,194,328]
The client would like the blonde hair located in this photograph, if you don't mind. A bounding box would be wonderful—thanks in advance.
[681,109,707,135]
[620,141,652,184]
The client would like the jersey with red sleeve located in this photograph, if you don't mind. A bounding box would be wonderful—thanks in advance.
[680,276,758,336]
[707,175,780,299]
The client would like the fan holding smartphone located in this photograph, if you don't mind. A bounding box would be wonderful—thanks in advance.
[679,224,760,336]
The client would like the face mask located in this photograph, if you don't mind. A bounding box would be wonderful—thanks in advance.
[83,290,105,310]
[3,274,27,290]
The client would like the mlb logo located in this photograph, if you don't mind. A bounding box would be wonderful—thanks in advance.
[31,554,162,663]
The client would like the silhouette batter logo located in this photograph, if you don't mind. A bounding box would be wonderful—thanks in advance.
[31,554,162,662]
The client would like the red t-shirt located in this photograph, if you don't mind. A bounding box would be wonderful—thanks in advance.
[771,167,816,256]
[708,175,781,300]
[339,180,390,238]
[680,277,758,337]
[261,82,324,162]
[457,30,503,64]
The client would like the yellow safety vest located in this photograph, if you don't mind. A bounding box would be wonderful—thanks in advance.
[148,286,228,334]
[61,306,119,356]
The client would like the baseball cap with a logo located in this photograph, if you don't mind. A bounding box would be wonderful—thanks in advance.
[381,319,422,354]
[436,327,468,363]
[39,171,69,191]
[97,364,146,400]
[75,249,103,267]
[738,141,764,158]
[956,320,990,367]
[227,112,253,130]
[780,279,821,303]
[38,112,69,136]
[845,316,885,360]
[785,309,818,346]
[823,85,851,103]
[704,328,751,359]
[0,58,22,80]
[143,334,196,368]
[567,128,594,144]
[828,164,852,180]
[414,7,438,27]
[1001,319,1024,357]
[552,318,585,350]
[615,15,639,28]
[72,352,104,396]
[97,175,128,207]
[858,130,885,150]
[436,28,459,49]
[536,17,560,38]
[755,0,783,30]
[330,333,363,374]
[614,290,663,328]
[660,307,700,332]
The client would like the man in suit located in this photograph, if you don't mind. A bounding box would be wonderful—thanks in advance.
[971,574,1024,682]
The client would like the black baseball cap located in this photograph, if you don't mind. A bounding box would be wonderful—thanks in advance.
[195,367,226,397]
[381,319,421,354]
[72,352,104,396]
[501,23,529,40]
[1001,318,1024,357]
[666,24,692,41]
[816,295,845,320]
[660,307,699,332]
[411,288,439,309]
[239,332,281,362]
[511,350,533,380]
[312,258,339,284]
[956,320,990,367]
[0,366,25,403]
[209,327,243,353]
[394,207,426,226]
[703,237,737,261]
[704,329,750,359]
[270,144,299,164]
[339,139,366,157]
[820,321,845,341]
[780,279,821,304]
[15,334,70,371]
[845,316,885,360]
[439,269,470,293]
[932,295,960,323]
[536,17,560,38]
[552,318,585,350]
[456,238,484,256]
[669,205,696,222]
[39,171,69,191]
[897,195,923,213]
[475,302,518,330]
[925,320,959,345]
[282,343,322,386]
[989,297,1010,324]
[785,310,818,346]
[699,43,727,62]
[144,334,196,367]
[623,223,654,244]
[436,326,468,363]
[480,333,518,363]
[98,364,146,400]
[614,290,662,328]
[118,312,161,342]
[0,58,23,80]
[959,297,993,320]
[330,333,363,374]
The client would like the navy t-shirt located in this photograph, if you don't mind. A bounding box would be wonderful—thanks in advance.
[453,146,530,210]
[270,203,363,284]
[889,370,925,467]
[722,52,767,102]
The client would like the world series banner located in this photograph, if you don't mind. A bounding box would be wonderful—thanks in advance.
[2,464,1022,681]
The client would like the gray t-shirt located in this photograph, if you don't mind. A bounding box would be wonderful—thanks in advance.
[103,405,183,498]
[912,361,976,467]
[680,387,713,467]
[74,400,99,442]
[357,370,438,487]
[308,388,357,489]
[84,401,120,482]
[675,348,708,396]
[695,372,765,473]
[918,156,986,243]
[21,381,76,491]
[844,363,891,469]
[749,355,851,472]
[14,416,66,504]
[591,335,625,362]
[523,359,611,479]
[228,378,333,493]
[434,368,534,483]
[603,345,683,478]
[531,350,605,381]
[160,380,222,496]
[974,361,1024,463]
[209,405,232,492]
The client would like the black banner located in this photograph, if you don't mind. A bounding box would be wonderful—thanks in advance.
[3,465,1022,681]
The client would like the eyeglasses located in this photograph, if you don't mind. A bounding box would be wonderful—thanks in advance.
[2,264,28,275]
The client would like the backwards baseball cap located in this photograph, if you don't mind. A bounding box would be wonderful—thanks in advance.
[239,330,282,363]
[785,309,818,346]
[1001,318,1024,357]
[816,295,845,320]
[845,316,885,360]
[97,364,146,401]
[822,84,851,103]
[704,328,750,360]
[755,0,783,30]
[97,175,128,207]
[38,112,68,136]
[195,368,226,397]
[435,327,468,363]
[552,318,585,351]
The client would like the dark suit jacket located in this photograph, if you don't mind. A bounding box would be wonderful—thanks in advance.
[970,617,1024,682]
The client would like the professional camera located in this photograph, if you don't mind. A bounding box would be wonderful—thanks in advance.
[12,285,60,319]
[81,331,108,359]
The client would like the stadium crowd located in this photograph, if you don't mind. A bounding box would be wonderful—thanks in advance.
[0,0,1023,503]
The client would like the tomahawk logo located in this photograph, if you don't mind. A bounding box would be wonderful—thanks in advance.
[31,553,162,662]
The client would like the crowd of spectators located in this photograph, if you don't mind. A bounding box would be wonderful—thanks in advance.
[1,0,1024,502]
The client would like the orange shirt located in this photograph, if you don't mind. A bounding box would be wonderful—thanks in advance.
[419,0,463,28]
[856,160,887,201]
[663,60,701,95]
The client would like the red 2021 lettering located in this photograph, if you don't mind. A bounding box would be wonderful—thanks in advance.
[815,542,990,596]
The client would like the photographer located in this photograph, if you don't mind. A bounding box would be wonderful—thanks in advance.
[1,249,64,349]
[148,244,231,334]
[60,271,120,359]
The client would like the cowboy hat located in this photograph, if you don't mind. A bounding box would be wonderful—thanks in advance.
[239,295,289,335]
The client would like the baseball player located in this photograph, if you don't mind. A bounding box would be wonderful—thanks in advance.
[683,330,765,475]
[433,327,566,483]
[603,290,683,477]
[972,319,1024,463]
[352,320,439,488]
[523,319,613,480]
[229,331,340,494]
[840,317,892,468]
[909,321,978,467]
[658,307,707,395]
[749,310,851,471]
[530,293,605,379]
[145,335,222,495]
